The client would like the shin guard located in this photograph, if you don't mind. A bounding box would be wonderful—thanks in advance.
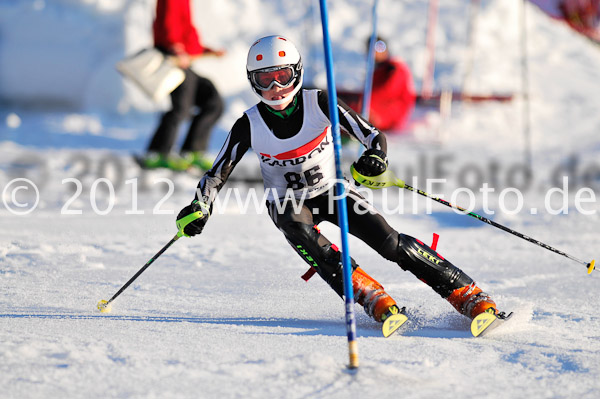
[382,233,474,298]
[283,222,356,297]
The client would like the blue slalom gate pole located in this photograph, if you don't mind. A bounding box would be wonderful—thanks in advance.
[361,0,380,119]
[318,0,359,369]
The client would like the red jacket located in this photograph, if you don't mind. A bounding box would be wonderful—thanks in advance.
[369,59,416,131]
[153,0,205,56]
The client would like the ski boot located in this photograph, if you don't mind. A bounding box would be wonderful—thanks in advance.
[352,268,408,337]
[353,267,397,322]
[136,153,191,171]
[183,152,214,171]
[447,282,497,319]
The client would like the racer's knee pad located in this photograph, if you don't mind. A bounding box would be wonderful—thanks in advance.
[385,233,473,298]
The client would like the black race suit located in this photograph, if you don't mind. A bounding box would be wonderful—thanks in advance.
[193,89,473,300]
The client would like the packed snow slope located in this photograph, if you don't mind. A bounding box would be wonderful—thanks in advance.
[1,1,600,398]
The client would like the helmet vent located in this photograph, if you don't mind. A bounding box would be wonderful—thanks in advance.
[256,54,263,61]
[278,51,286,57]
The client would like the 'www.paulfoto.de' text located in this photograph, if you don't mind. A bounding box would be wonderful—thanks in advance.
[1,176,597,217]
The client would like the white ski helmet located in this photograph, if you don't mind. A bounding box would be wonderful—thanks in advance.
[246,35,303,106]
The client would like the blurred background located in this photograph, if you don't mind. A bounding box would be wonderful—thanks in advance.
[0,0,599,194]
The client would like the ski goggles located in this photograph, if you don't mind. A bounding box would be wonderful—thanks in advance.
[250,66,297,91]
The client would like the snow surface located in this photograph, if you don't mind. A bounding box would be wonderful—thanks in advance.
[1,1,600,398]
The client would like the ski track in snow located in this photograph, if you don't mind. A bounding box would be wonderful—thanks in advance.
[1,205,599,398]
[2,0,600,398]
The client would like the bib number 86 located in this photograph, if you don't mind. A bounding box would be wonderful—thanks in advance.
[284,165,324,190]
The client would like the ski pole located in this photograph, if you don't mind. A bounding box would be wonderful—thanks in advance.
[96,232,183,313]
[351,166,596,275]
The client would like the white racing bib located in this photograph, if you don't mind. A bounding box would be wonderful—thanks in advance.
[247,90,337,201]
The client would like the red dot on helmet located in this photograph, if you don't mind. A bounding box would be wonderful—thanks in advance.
[256,54,263,61]
[278,51,286,57]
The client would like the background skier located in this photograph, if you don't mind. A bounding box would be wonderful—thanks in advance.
[139,0,225,172]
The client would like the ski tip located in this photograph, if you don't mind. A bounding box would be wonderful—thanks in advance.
[382,313,408,338]
[471,310,513,337]
[587,259,595,275]
[97,299,111,313]
[471,311,496,337]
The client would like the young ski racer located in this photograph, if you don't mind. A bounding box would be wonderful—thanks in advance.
[176,35,499,331]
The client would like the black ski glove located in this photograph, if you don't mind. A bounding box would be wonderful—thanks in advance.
[353,149,388,177]
[176,200,210,237]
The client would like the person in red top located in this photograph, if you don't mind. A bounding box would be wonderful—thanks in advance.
[339,37,416,133]
[140,0,225,171]
[560,0,600,31]
[369,38,416,132]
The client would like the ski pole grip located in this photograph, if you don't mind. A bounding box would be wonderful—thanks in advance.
[350,165,405,189]
[176,211,204,238]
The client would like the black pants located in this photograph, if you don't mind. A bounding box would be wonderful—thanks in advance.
[148,68,224,155]
[268,186,473,299]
